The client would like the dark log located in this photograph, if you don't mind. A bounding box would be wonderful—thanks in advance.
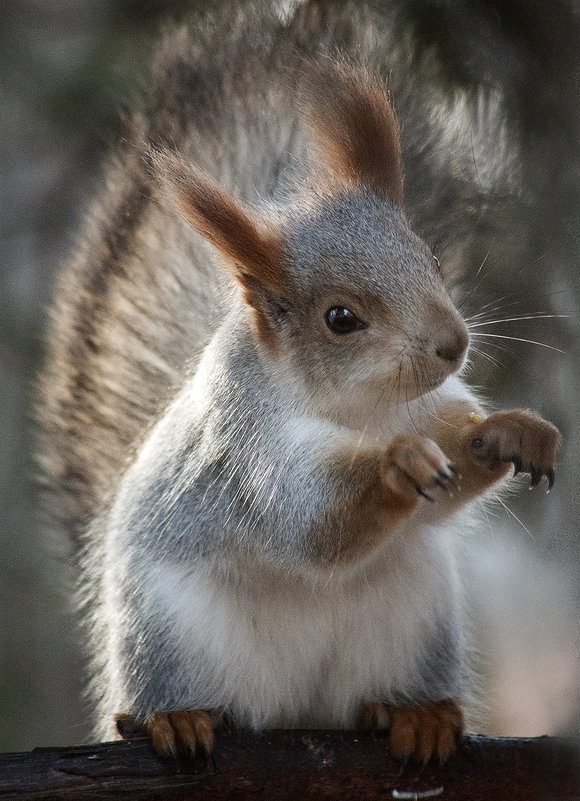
[0,730,578,801]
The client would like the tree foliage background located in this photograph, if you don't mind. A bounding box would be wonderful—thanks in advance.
[0,0,578,750]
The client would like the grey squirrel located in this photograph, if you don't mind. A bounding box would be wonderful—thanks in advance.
[38,1,560,762]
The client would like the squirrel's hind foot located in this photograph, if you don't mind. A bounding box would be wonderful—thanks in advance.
[116,709,214,759]
[145,710,214,758]
[359,698,464,764]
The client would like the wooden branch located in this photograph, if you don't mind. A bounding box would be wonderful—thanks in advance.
[0,730,578,801]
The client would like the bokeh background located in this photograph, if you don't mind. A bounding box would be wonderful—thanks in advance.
[1,0,578,751]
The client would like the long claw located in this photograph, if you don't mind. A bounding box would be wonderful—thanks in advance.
[443,463,462,491]
[417,485,435,502]
[546,467,555,492]
[529,466,542,488]
[512,455,523,476]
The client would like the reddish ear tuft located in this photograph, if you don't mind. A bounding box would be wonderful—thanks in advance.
[149,149,285,290]
[301,62,404,204]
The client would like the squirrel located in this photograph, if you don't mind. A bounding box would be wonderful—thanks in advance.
[37,1,561,763]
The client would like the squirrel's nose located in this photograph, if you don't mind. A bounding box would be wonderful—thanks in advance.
[435,326,469,363]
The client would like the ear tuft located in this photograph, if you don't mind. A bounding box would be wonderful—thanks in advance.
[301,61,404,204]
[148,148,285,290]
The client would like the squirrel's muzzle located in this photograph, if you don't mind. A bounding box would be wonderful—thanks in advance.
[435,325,469,364]
[422,300,469,370]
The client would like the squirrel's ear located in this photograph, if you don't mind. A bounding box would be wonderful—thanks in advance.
[149,149,285,292]
[301,63,404,204]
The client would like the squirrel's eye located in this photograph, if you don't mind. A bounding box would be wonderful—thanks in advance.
[324,306,367,335]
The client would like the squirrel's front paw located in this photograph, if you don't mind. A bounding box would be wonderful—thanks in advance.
[143,710,214,758]
[469,409,561,490]
[383,435,459,503]
[359,698,464,764]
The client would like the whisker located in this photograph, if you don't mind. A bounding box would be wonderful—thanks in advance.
[405,357,421,433]
[469,345,503,369]
[460,286,570,321]
[469,337,519,360]
[468,313,569,329]
[514,251,547,276]
[427,384,444,419]
[472,333,565,353]
[392,350,405,411]
[497,497,535,540]
[475,248,491,278]
[481,502,498,542]
[464,295,522,319]
[464,302,569,326]
[417,397,459,429]
[456,248,507,313]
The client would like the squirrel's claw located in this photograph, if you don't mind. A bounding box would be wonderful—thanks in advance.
[527,464,556,492]
[144,710,214,759]
[384,436,460,505]
[434,467,460,495]
[416,485,435,502]
[529,465,543,489]
[469,410,560,493]
[511,455,523,476]
[359,698,464,764]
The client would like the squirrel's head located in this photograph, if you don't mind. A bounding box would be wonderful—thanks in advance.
[151,62,469,426]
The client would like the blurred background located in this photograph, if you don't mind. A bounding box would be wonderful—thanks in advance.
[0,0,578,751]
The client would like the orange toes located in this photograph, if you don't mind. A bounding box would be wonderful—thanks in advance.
[360,698,463,764]
[144,709,214,758]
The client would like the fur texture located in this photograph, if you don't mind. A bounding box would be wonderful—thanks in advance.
[37,1,496,546]
[38,0,560,761]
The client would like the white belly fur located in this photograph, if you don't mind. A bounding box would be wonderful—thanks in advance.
[146,519,460,729]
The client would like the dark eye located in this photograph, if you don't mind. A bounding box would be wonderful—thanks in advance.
[324,306,367,335]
